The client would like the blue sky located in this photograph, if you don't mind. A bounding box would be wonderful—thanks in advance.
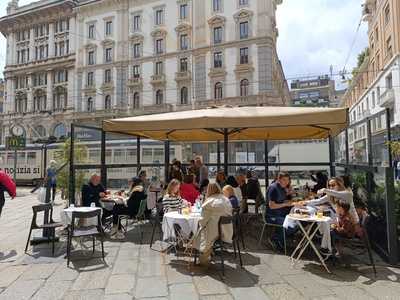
[0,0,368,86]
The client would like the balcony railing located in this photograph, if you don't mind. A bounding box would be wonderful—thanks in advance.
[380,88,395,108]
[150,74,166,85]
[127,77,143,87]
[175,71,191,82]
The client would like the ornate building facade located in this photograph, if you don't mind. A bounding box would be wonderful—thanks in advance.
[0,0,289,144]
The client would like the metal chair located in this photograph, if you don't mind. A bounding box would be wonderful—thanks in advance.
[25,203,63,255]
[66,209,105,266]
[258,203,287,255]
[149,203,164,249]
[118,199,147,243]
[233,208,246,250]
[213,215,243,276]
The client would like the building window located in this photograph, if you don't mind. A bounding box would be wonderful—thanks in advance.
[180,4,188,20]
[180,87,189,105]
[239,21,249,39]
[180,34,188,50]
[155,9,164,26]
[384,4,390,25]
[239,0,248,6]
[87,97,94,112]
[155,39,164,54]
[386,36,392,58]
[133,65,140,78]
[104,69,111,83]
[105,20,112,36]
[240,47,249,64]
[105,48,112,62]
[133,43,141,58]
[88,51,95,65]
[213,52,223,68]
[240,79,249,96]
[156,89,163,105]
[213,27,223,44]
[386,73,393,89]
[155,61,163,75]
[214,82,223,99]
[180,57,188,72]
[88,24,95,39]
[87,72,94,86]
[133,15,141,32]
[133,92,140,108]
[213,0,222,12]
[104,95,111,110]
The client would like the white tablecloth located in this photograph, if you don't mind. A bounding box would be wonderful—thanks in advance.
[162,211,202,241]
[61,207,101,226]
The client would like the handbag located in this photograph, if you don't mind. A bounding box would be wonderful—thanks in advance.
[37,187,47,203]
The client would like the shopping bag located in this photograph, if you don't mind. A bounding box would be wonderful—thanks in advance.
[37,187,47,203]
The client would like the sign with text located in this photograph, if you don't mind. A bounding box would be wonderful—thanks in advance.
[6,136,26,150]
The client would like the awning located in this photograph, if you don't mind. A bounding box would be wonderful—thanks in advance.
[103,106,349,141]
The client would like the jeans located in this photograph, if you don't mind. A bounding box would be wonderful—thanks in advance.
[266,215,297,247]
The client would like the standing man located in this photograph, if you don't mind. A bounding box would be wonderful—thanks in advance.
[195,156,208,186]
[45,160,58,203]
[81,173,106,207]
[0,170,16,217]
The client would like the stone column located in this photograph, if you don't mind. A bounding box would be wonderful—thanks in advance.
[46,70,53,110]
[48,22,55,58]
[5,77,14,113]
[67,68,75,109]
[27,73,33,112]
[8,32,15,65]
[76,71,83,111]
[29,28,35,62]
[69,17,75,54]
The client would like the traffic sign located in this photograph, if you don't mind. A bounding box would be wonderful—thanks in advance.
[6,136,26,150]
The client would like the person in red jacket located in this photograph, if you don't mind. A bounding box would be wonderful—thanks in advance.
[0,170,16,217]
[180,174,200,205]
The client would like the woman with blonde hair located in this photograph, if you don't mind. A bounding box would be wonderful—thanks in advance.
[162,179,185,213]
[199,183,233,266]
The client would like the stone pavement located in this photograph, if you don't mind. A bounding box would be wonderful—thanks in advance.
[0,189,399,300]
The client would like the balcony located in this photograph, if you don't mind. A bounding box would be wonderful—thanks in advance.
[143,103,172,114]
[380,88,395,108]
[150,74,166,85]
[127,77,143,87]
[175,71,191,82]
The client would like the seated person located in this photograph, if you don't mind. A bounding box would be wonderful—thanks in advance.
[180,174,200,205]
[81,173,105,207]
[265,172,297,251]
[222,185,239,209]
[111,177,146,238]
[331,200,356,256]
[162,179,186,213]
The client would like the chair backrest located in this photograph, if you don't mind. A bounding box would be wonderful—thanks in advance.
[31,203,54,227]
[71,209,102,233]
[136,198,147,219]
[218,215,233,239]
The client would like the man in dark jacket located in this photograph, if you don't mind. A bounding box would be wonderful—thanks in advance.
[81,173,105,207]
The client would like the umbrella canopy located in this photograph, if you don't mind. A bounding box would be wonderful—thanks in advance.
[103,106,348,141]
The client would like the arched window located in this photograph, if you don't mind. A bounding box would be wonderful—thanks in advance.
[133,92,140,109]
[214,82,223,99]
[180,87,188,105]
[240,79,249,97]
[87,97,94,112]
[15,94,27,113]
[53,123,66,139]
[156,89,163,105]
[104,95,111,110]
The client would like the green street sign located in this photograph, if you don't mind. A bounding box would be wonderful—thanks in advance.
[6,136,26,150]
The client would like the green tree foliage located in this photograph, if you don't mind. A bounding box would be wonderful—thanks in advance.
[351,47,370,77]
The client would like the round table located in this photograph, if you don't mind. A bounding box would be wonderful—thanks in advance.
[61,206,101,226]
[162,211,202,241]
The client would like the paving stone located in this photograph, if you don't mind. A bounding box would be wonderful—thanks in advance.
[71,268,111,290]
[112,259,138,275]
[194,276,228,295]
[0,279,44,300]
[31,280,72,300]
[118,249,140,259]
[170,283,199,300]
[260,253,305,275]
[0,265,29,287]
[229,286,271,300]
[105,274,135,295]
[104,294,133,300]
[359,280,400,299]
[283,274,335,298]
[200,295,234,300]
[262,283,305,300]
[135,276,168,298]
[20,263,58,280]
[137,261,165,277]
[246,264,285,285]
[136,298,167,300]
[166,265,193,284]
[47,263,80,282]
[63,289,105,300]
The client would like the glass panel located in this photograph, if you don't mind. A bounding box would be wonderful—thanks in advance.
[268,140,329,164]
[107,166,137,190]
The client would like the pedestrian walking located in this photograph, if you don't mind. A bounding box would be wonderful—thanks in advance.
[45,160,58,203]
